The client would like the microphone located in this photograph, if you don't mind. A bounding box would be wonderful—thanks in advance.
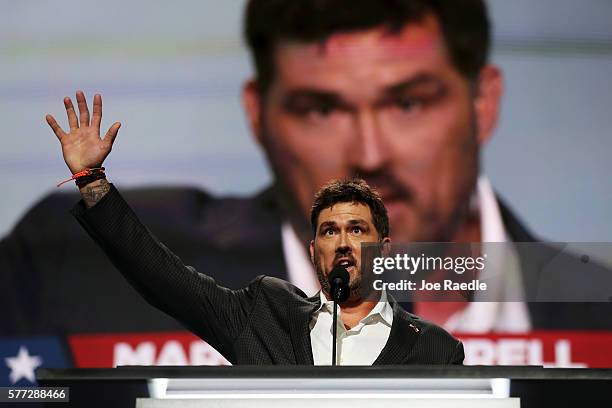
[328,266,350,366]
[328,266,350,302]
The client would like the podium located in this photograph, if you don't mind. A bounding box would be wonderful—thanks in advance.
[37,366,612,408]
[136,398,518,408]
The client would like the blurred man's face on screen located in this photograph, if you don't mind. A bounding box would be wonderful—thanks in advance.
[245,14,500,242]
[309,201,381,296]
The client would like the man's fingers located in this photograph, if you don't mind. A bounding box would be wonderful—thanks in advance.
[91,94,102,130]
[45,114,66,141]
[76,90,90,127]
[64,97,79,130]
[103,122,121,146]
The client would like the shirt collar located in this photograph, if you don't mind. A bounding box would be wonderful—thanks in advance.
[477,175,508,243]
[281,222,320,297]
[316,290,394,327]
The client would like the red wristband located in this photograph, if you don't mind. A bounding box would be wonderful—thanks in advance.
[56,167,105,188]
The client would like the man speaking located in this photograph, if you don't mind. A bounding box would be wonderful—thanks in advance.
[45,92,463,365]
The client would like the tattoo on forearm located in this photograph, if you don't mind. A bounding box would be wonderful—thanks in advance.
[82,179,111,208]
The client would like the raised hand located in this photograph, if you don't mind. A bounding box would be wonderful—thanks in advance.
[46,90,121,175]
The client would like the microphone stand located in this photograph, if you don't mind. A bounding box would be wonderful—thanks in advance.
[328,267,349,366]
[332,298,339,366]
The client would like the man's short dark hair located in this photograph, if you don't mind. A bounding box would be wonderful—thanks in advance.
[244,0,490,92]
[311,178,390,239]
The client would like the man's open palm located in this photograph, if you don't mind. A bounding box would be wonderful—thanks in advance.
[46,90,121,174]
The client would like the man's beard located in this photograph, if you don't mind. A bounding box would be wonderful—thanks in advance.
[313,250,365,298]
[315,264,364,298]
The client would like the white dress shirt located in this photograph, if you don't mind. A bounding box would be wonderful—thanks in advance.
[309,290,393,365]
[443,176,531,333]
[281,222,320,297]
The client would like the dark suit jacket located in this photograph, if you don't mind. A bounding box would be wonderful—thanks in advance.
[69,184,464,365]
[497,197,612,329]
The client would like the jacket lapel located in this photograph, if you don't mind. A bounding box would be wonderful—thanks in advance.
[373,297,420,365]
[287,293,320,365]
[497,196,537,243]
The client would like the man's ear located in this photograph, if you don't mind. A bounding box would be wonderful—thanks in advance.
[473,64,503,145]
[381,237,391,258]
[242,79,263,145]
[309,240,315,264]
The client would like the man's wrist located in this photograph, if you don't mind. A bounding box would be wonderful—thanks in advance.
[75,167,106,188]
[79,178,111,208]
